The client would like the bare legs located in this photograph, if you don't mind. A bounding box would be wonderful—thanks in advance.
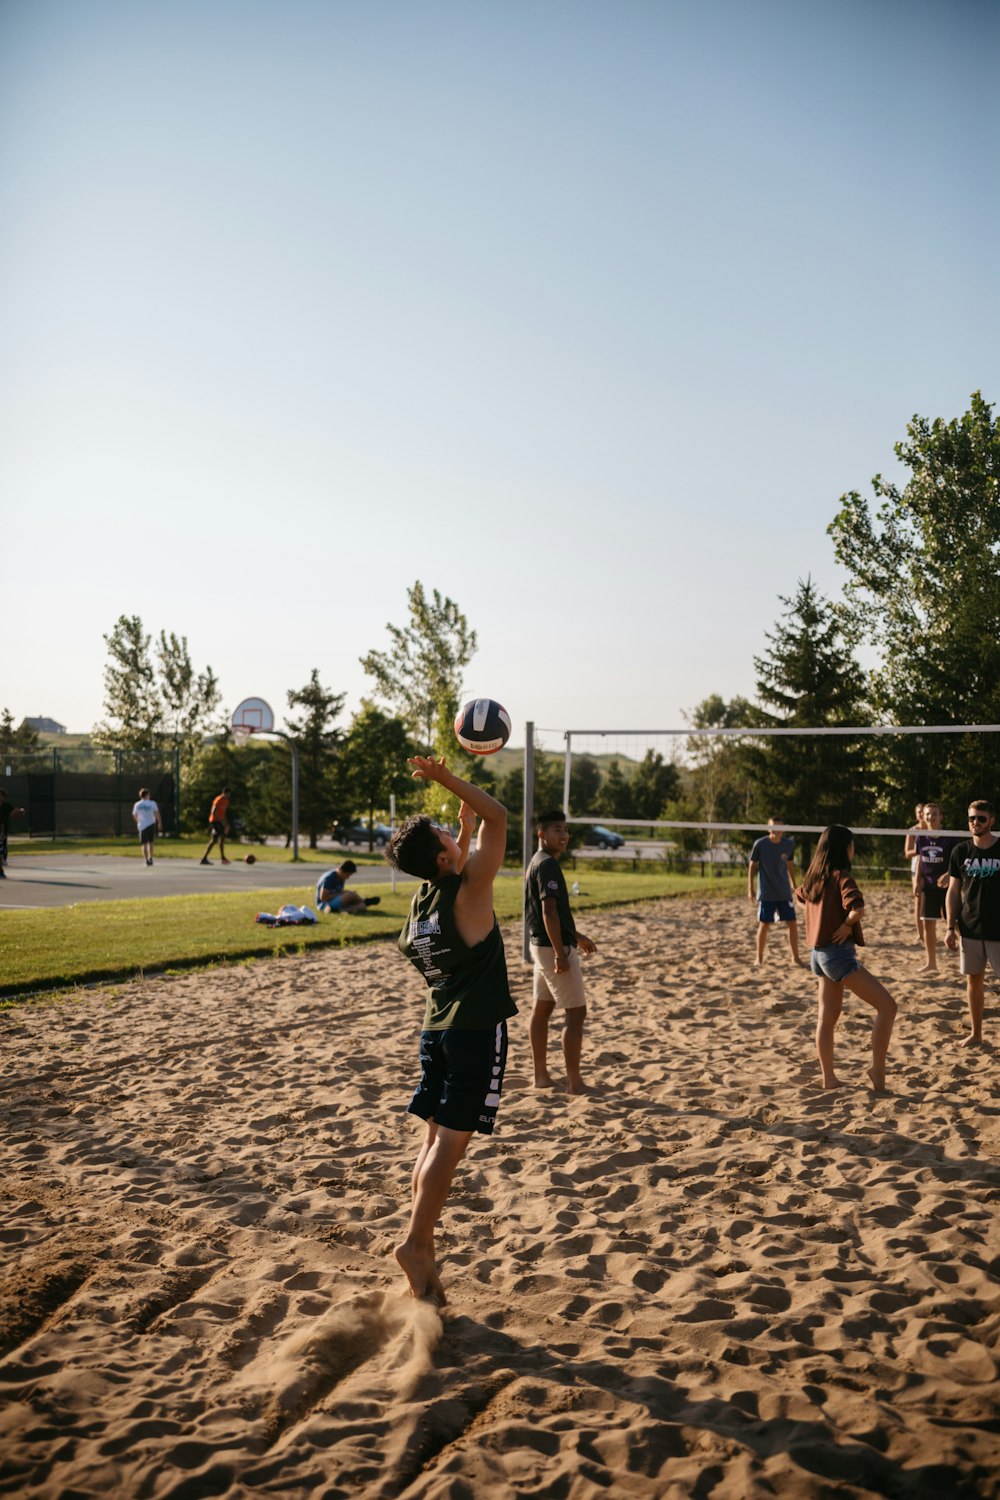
[814,966,896,1090]
[919,919,939,972]
[530,998,587,1093]
[755,919,805,967]
[395,1121,472,1303]
[963,973,985,1046]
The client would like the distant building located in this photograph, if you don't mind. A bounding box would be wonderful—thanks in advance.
[24,716,67,735]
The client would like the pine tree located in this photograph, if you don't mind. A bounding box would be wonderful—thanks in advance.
[283,670,346,849]
[747,578,870,858]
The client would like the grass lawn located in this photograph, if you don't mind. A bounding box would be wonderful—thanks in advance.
[1,871,743,1001]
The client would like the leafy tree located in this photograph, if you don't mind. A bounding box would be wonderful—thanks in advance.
[93,615,162,750]
[745,578,870,859]
[570,754,602,814]
[596,759,634,819]
[684,694,758,830]
[283,669,346,849]
[829,390,1000,812]
[360,582,477,755]
[342,702,414,848]
[0,709,41,760]
[156,632,221,761]
[631,749,681,820]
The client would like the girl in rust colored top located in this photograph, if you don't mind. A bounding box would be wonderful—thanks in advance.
[795,824,897,1092]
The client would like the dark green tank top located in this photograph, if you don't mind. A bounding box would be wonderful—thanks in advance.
[399,873,517,1031]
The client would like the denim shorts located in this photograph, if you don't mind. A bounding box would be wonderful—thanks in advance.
[810,943,862,983]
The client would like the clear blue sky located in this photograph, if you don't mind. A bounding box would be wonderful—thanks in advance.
[2,0,997,745]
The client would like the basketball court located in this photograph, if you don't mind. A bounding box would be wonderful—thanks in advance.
[0,855,401,910]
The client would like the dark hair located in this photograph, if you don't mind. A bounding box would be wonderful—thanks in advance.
[222,786,230,794]
[536,809,566,831]
[799,824,854,903]
[970,799,995,816]
[138,787,149,798]
[340,859,357,875]
[386,815,445,881]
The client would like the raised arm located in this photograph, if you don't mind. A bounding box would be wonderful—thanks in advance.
[455,800,476,872]
[407,757,507,885]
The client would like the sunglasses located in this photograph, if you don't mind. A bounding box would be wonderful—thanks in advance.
[968,814,990,824]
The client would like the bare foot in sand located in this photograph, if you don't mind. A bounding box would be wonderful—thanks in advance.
[867,1067,888,1092]
[533,1073,554,1088]
[960,1033,984,1048]
[819,1075,842,1091]
[395,1242,446,1305]
[917,963,938,974]
[567,1075,589,1095]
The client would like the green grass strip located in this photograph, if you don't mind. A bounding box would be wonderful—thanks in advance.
[0,870,743,1003]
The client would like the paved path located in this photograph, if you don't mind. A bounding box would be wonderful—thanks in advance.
[0,856,408,910]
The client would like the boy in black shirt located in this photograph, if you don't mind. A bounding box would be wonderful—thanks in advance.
[386,755,515,1304]
[525,809,596,1093]
[946,798,1000,1046]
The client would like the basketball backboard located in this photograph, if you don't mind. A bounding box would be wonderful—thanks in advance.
[231,697,275,734]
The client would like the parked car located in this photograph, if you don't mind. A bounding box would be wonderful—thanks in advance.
[335,820,392,848]
[580,824,626,850]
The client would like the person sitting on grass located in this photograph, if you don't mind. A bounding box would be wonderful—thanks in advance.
[314,860,380,914]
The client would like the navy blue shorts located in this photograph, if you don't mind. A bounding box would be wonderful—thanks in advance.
[759,899,795,923]
[408,1023,509,1136]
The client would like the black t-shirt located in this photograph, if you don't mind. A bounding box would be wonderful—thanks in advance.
[398,873,516,1031]
[525,848,577,948]
[0,803,11,834]
[948,837,1000,941]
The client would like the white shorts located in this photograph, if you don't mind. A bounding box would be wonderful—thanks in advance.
[531,943,587,1010]
[958,937,1000,977]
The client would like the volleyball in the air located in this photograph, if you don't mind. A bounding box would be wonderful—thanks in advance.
[454,698,512,755]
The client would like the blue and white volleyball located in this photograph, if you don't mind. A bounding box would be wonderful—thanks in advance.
[454,698,512,755]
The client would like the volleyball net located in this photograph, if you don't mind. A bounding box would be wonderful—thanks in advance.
[525,723,1000,873]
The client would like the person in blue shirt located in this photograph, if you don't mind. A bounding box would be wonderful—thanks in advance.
[748,817,804,967]
[314,860,380,914]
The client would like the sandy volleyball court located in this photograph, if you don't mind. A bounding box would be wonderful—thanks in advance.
[2,891,998,1498]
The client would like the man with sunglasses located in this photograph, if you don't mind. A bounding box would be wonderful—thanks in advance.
[945,800,1000,1045]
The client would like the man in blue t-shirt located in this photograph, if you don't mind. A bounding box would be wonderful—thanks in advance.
[315,860,380,914]
[748,817,804,967]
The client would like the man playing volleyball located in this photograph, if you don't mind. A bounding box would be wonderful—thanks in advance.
[386,756,516,1304]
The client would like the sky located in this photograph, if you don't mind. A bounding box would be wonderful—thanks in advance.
[2,0,997,753]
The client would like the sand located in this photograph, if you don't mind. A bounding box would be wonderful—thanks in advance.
[1,890,998,1499]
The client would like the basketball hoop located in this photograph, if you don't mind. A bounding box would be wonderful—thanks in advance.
[232,724,252,749]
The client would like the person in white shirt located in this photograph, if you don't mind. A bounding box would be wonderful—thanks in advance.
[132,788,163,867]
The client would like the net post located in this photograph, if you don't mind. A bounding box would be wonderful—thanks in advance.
[522,722,535,962]
[563,731,572,819]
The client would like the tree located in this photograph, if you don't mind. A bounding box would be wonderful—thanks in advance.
[631,750,681,820]
[360,582,477,754]
[746,578,871,857]
[596,760,634,820]
[0,710,41,763]
[684,694,758,830]
[156,632,221,760]
[93,615,162,750]
[342,703,414,848]
[570,754,602,814]
[283,669,346,849]
[829,391,1000,811]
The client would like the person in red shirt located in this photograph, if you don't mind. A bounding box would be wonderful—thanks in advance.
[200,787,231,866]
[795,824,897,1092]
